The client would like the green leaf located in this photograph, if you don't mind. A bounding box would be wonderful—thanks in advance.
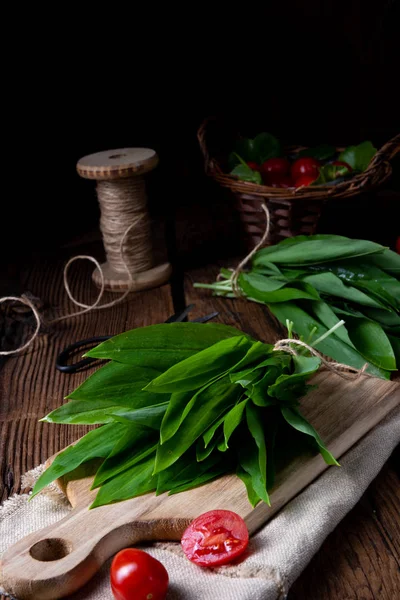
[297,144,336,161]
[91,452,157,508]
[239,273,320,303]
[369,248,400,275]
[246,403,267,497]
[310,301,355,348]
[168,462,228,495]
[234,138,257,163]
[42,398,131,425]
[154,375,241,473]
[253,132,282,163]
[93,424,158,488]
[229,341,273,373]
[249,367,280,406]
[31,424,127,499]
[86,323,243,369]
[230,163,262,184]
[145,335,252,393]
[196,434,222,461]
[388,335,400,367]
[236,465,261,508]
[303,273,388,309]
[313,163,352,185]
[347,319,397,371]
[110,403,169,429]
[237,427,270,505]
[339,141,377,172]
[223,398,249,449]
[156,451,222,495]
[253,237,385,267]
[159,390,195,444]
[66,363,163,402]
[203,412,227,448]
[268,356,320,403]
[281,406,339,466]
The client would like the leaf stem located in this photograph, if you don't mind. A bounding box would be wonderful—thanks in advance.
[312,320,345,347]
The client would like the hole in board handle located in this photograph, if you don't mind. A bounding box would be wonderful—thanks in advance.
[30,538,72,562]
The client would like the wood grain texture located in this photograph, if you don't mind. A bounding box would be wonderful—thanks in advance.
[0,258,399,600]
[76,148,159,180]
[185,265,400,600]
[1,356,398,599]
[0,247,173,506]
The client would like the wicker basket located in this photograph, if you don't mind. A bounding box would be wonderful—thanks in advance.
[198,118,400,248]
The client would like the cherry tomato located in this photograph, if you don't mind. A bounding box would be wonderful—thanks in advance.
[332,160,353,172]
[247,161,260,171]
[396,237,400,254]
[295,174,317,187]
[261,157,290,177]
[110,549,168,600]
[291,157,320,181]
[181,509,249,567]
[266,175,294,188]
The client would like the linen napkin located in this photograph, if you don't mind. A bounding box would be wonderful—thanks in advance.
[1,406,399,600]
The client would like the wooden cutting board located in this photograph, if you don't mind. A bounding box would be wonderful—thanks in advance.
[1,372,399,600]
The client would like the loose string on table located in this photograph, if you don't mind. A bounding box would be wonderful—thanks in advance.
[0,176,153,354]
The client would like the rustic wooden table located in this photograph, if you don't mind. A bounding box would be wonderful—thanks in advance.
[1,248,399,599]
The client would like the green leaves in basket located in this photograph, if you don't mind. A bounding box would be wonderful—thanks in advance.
[35,320,341,510]
[230,163,262,184]
[229,132,281,181]
[338,141,377,172]
[195,234,400,379]
[230,153,262,184]
[312,163,353,186]
[296,144,336,161]
[230,133,282,166]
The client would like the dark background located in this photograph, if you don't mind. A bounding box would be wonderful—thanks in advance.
[3,1,399,265]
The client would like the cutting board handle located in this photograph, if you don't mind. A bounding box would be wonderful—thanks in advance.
[0,502,186,600]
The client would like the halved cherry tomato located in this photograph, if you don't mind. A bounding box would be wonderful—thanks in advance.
[295,174,317,187]
[181,509,249,567]
[291,157,320,181]
[266,175,294,188]
[261,157,290,177]
[247,161,260,171]
[110,549,168,600]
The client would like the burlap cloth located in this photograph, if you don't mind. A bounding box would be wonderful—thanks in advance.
[1,407,399,600]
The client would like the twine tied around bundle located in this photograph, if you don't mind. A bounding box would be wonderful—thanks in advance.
[273,338,369,381]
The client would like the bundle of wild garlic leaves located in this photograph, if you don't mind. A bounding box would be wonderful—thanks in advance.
[32,322,339,509]
[195,235,400,380]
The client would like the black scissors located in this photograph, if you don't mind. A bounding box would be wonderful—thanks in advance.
[56,305,219,374]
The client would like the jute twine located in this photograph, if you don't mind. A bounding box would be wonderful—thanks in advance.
[0,176,154,354]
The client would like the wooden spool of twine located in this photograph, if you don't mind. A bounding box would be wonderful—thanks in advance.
[77,148,172,292]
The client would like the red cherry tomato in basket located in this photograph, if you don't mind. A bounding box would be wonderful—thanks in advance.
[295,174,317,187]
[247,161,260,171]
[291,157,320,181]
[110,549,169,600]
[261,157,290,177]
[181,509,249,567]
[267,175,294,188]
